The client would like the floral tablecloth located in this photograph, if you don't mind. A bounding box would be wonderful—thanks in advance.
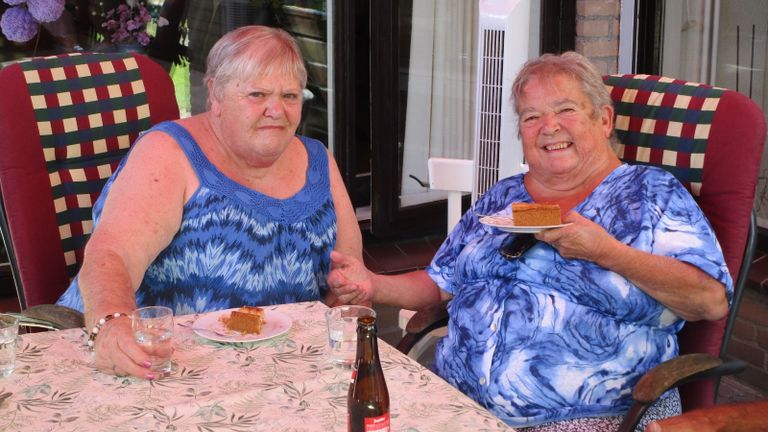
[0,301,513,431]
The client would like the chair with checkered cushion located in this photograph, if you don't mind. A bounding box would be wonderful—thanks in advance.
[605,74,765,412]
[0,52,179,328]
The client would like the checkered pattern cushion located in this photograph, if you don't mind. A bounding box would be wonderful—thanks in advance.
[21,52,152,278]
[604,74,766,411]
[0,51,179,307]
[605,74,726,197]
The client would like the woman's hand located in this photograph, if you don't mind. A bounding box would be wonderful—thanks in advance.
[535,211,617,263]
[92,317,157,380]
[327,251,374,306]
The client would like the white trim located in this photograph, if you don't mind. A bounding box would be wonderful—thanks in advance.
[618,0,636,73]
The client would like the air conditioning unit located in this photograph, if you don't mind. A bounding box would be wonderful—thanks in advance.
[471,0,531,201]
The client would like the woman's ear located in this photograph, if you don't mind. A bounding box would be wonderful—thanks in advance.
[207,79,221,116]
[600,104,614,139]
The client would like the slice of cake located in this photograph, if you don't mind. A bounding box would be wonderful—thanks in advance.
[511,203,561,226]
[220,306,266,334]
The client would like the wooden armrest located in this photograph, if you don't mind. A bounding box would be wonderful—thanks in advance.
[618,354,747,432]
[13,304,85,330]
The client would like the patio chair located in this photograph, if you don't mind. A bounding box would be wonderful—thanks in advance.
[397,74,766,429]
[0,51,180,329]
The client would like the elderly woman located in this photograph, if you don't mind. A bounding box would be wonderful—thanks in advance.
[328,52,731,431]
[56,26,362,379]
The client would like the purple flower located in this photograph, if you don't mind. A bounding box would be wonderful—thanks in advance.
[2,0,28,6]
[26,0,64,23]
[101,1,159,46]
[0,6,38,42]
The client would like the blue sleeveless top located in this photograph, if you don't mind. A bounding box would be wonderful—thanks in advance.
[57,121,337,314]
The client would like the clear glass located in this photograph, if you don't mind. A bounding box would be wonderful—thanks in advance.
[0,314,20,378]
[324,305,375,368]
[658,0,768,228]
[131,306,174,376]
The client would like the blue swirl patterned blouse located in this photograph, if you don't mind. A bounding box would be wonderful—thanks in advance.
[57,122,337,314]
[428,164,732,427]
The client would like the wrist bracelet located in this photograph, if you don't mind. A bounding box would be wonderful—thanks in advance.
[87,312,128,350]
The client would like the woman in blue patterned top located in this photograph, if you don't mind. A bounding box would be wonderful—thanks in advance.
[328,52,731,431]
[57,26,362,380]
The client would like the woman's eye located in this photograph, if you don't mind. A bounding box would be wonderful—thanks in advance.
[250,92,265,98]
[522,115,539,123]
[283,93,300,101]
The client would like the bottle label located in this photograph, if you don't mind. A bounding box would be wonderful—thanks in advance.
[363,413,390,432]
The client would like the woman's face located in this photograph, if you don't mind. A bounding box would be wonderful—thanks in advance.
[209,72,303,167]
[517,73,614,182]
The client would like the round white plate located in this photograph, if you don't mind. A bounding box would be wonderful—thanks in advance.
[192,308,292,343]
[479,216,571,233]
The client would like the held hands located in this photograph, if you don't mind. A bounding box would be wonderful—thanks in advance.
[92,317,159,380]
[534,211,617,263]
[327,251,374,306]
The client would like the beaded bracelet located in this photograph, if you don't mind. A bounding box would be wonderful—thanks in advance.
[87,312,128,350]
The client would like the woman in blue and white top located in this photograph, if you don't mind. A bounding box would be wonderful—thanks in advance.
[328,52,731,431]
[58,26,362,380]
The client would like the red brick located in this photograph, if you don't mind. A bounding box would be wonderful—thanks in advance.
[727,339,765,369]
[758,327,768,350]
[576,19,611,37]
[576,39,619,58]
[577,0,620,17]
[733,364,768,393]
[737,290,768,327]
[732,317,757,342]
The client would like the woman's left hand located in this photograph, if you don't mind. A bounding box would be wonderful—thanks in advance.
[534,211,617,263]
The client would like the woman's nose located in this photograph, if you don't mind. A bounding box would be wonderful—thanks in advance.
[264,96,284,118]
[541,111,560,134]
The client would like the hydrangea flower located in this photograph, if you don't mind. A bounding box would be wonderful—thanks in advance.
[102,1,166,47]
[0,5,38,42]
[27,0,65,23]
[1,0,65,43]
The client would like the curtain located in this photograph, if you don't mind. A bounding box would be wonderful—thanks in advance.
[399,0,477,207]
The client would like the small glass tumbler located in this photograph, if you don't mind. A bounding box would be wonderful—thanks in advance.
[325,305,376,368]
[131,306,174,376]
[0,314,20,378]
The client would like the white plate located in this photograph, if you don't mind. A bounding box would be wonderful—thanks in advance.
[192,308,292,343]
[479,215,571,233]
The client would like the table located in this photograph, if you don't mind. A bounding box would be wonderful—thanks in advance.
[0,301,513,431]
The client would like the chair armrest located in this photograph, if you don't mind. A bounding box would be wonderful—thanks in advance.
[395,299,450,355]
[618,353,747,432]
[10,304,85,330]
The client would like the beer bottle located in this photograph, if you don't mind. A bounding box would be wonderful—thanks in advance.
[347,315,390,432]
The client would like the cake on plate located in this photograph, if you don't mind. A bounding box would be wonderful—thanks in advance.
[220,306,266,334]
[511,203,561,226]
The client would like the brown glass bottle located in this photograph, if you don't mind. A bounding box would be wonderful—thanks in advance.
[347,315,390,432]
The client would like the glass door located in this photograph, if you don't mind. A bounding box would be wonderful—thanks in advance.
[649,0,768,228]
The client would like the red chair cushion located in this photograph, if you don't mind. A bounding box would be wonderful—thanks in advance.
[605,74,765,410]
[0,52,179,307]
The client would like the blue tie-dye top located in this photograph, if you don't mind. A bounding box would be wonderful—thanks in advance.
[57,121,337,314]
[428,164,732,427]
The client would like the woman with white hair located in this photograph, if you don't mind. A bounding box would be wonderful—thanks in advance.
[57,26,362,380]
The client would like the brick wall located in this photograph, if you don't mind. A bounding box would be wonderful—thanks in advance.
[575,0,620,75]
[729,276,768,393]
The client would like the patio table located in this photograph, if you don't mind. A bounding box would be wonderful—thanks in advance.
[0,301,513,431]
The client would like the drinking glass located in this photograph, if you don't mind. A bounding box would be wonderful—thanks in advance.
[325,305,376,368]
[131,306,174,375]
[0,313,20,378]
